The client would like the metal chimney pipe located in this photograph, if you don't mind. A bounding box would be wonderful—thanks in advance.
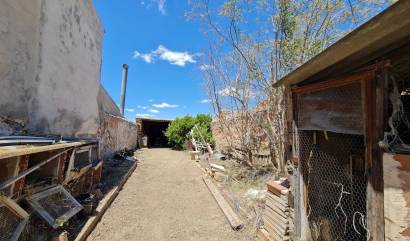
[120,64,129,116]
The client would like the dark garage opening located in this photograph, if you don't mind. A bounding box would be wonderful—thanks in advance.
[136,118,171,148]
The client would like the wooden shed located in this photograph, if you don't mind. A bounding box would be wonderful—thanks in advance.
[274,1,410,240]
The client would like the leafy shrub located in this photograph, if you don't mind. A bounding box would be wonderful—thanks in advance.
[165,114,214,150]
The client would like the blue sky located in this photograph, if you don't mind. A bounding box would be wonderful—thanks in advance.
[94,0,212,121]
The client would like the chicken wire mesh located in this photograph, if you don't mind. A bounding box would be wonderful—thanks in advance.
[299,130,367,241]
[0,206,20,241]
[28,186,83,228]
[37,190,79,221]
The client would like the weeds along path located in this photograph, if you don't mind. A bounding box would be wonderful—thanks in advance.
[87,148,245,241]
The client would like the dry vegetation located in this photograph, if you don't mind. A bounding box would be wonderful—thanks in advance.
[197,152,275,240]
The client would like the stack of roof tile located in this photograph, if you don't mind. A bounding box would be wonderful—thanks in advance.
[258,180,293,241]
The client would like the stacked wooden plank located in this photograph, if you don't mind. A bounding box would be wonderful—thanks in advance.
[259,181,293,241]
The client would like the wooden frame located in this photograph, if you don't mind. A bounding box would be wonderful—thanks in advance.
[0,150,70,191]
[0,142,83,160]
[26,185,83,228]
[291,71,372,94]
[362,67,388,241]
[291,67,386,241]
[0,195,29,241]
[64,146,94,184]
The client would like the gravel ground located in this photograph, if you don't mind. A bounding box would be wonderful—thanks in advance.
[87,148,245,241]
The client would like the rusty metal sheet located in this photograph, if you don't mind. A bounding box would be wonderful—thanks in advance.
[384,153,410,240]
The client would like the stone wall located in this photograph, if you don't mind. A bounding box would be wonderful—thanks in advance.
[99,114,138,159]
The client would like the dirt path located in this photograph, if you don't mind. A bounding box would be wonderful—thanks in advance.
[87,148,245,241]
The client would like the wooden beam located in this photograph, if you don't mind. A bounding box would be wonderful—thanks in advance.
[291,70,371,94]
[0,142,83,160]
[202,176,243,230]
[363,69,385,241]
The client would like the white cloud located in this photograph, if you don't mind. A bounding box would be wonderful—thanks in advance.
[125,108,135,112]
[148,99,154,102]
[158,0,166,15]
[200,99,211,104]
[137,105,148,110]
[153,45,196,66]
[136,113,155,118]
[148,109,160,113]
[133,51,153,63]
[132,45,197,67]
[152,102,178,108]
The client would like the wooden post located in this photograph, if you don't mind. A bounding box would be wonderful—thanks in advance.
[363,68,386,241]
[14,155,29,198]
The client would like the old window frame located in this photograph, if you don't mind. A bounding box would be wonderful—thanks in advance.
[64,146,93,183]
[26,185,83,228]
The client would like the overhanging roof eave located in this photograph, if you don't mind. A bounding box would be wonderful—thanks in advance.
[273,0,410,88]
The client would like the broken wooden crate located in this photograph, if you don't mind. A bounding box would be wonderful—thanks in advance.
[260,181,294,241]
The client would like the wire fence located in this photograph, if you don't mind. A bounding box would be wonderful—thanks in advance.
[299,130,368,241]
[0,205,22,241]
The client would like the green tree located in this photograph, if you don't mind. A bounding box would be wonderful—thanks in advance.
[165,114,214,150]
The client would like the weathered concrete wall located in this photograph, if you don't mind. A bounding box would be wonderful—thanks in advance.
[27,0,103,137]
[100,114,138,159]
[0,0,41,119]
[0,0,103,138]
[98,85,121,117]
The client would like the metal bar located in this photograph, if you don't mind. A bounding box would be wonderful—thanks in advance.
[0,136,54,140]
[9,218,28,241]
[28,185,61,200]
[120,64,129,116]
[0,149,71,190]
[0,139,55,146]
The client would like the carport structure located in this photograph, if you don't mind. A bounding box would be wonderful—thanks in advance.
[136,118,171,148]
